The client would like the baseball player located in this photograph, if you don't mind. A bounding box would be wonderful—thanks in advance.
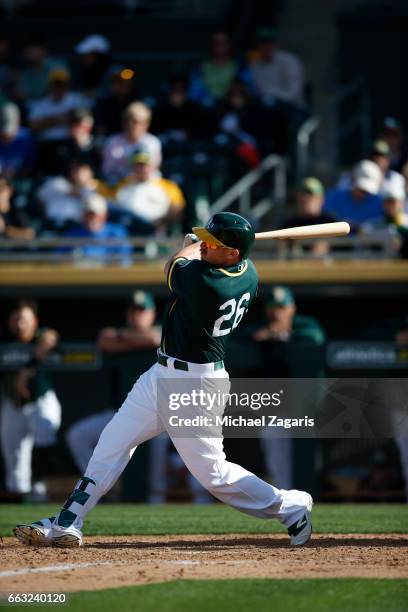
[13,212,313,547]
[1,299,61,499]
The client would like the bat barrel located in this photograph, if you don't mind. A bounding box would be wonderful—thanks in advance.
[255,222,350,240]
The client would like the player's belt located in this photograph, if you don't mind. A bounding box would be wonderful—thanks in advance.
[157,353,224,371]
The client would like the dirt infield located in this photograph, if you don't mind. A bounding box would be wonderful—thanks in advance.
[1,534,407,593]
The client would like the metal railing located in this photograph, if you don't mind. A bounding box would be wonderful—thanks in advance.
[296,79,371,182]
[0,233,400,263]
[210,154,287,222]
[0,236,178,263]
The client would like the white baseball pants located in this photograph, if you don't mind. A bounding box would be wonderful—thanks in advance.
[0,390,61,493]
[60,357,310,528]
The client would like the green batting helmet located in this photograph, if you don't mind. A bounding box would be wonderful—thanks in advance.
[193,212,255,259]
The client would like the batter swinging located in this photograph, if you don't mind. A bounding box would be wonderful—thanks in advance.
[13,212,313,548]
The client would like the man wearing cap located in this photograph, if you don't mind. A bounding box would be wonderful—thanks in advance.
[282,177,334,228]
[337,141,405,198]
[29,68,89,142]
[281,177,335,256]
[324,160,383,226]
[62,193,131,261]
[37,159,109,231]
[51,108,101,175]
[253,286,325,489]
[98,291,161,353]
[112,150,185,230]
[102,102,162,182]
[15,212,313,549]
[378,117,407,172]
[0,102,36,179]
[361,182,408,250]
[74,35,111,98]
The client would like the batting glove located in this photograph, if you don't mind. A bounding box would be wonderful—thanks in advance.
[183,233,199,247]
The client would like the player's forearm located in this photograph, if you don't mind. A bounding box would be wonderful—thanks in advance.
[98,329,161,352]
[164,242,201,277]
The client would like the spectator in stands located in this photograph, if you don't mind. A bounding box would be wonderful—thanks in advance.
[94,65,137,136]
[102,102,161,183]
[0,102,36,179]
[29,68,90,174]
[215,79,262,140]
[113,150,185,232]
[338,140,405,198]
[283,177,334,227]
[362,182,408,258]
[212,80,262,167]
[249,27,304,108]
[37,159,107,231]
[62,193,131,260]
[324,160,383,226]
[370,140,405,196]
[18,38,68,104]
[377,117,407,172]
[74,34,111,98]
[0,177,35,240]
[152,76,205,140]
[189,31,251,105]
[29,68,89,141]
[53,108,101,175]
[362,182,407,232]
[253,286,325,489]
[281,177,335,256]
[0,298,61,499]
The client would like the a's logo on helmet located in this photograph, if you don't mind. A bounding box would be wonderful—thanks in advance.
[274,287,286,302]
[134,290,146,302]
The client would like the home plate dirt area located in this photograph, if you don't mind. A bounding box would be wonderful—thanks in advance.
[1,534,408,593]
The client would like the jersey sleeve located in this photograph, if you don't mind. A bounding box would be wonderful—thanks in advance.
[167,257,203,297]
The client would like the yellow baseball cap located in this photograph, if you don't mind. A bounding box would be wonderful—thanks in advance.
[48,68,70,83]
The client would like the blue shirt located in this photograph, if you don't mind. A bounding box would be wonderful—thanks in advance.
[324,188,383,225]
[0,128,36,177]
[63,222,132,260]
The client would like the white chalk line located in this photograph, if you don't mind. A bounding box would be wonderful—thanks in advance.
[0,558,248,578]
[166,560,247,566]
[0,561,114,578]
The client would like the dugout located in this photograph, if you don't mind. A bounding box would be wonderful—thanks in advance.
[1,258,407,503]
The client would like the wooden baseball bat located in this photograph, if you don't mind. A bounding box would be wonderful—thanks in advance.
[255,221,350,240]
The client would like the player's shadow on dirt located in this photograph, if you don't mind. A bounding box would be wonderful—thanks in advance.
[86,536,408,551]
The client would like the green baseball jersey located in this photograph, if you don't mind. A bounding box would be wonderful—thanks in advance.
[161,257,258,363]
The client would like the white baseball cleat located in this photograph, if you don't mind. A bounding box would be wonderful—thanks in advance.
[51,524,83,548]
[13,516,55,546]
[286,491,313,546]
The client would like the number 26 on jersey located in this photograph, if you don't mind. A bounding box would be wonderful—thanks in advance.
[212,293,251,337]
